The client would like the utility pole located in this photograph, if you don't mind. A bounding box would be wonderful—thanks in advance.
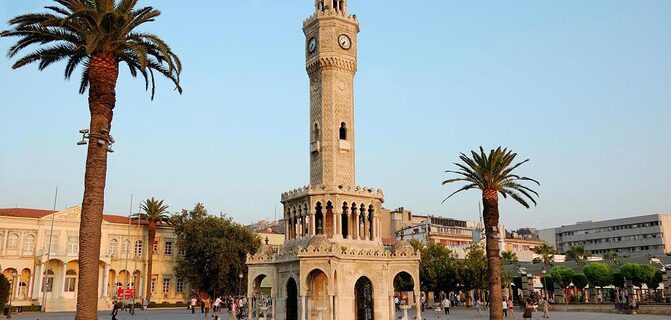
[41,186,58,312]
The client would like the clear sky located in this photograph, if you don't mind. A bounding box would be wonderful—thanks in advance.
[1,0,669,229]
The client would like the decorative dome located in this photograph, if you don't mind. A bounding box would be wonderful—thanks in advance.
[256,237,275,257]
[393,240,415,255]
[306,234,332,251]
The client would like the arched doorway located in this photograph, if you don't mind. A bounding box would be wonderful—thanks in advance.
[308,269,329,319]
[392,271,414,316]
[286,277,298,320]
[355,276,374,320]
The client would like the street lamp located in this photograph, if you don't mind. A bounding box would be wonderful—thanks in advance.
[238,273,244,298]
[541,268,548,299]
[8,270,18,319]
[131,270,139,315]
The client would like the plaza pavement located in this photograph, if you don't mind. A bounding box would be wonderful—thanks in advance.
[7,307,671,320]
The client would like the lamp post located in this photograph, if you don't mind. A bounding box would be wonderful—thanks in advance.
[238,273,243,298]
[131,270,139,315]
[541,268,548,299]
[8,270,18,318]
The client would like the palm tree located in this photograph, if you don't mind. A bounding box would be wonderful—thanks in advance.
[2,1,181,318]
[602,250,619,265]
[500,250,519,266]
[533,243,556,267]
[135,197,170,303]
[565,245,591,266]
[443,147,539,320]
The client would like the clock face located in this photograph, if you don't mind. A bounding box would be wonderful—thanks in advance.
[308,37,317,53]
[338,34,351,50]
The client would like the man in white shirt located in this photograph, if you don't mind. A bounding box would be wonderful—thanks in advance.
[213,296,222,313]
[502,298,508,318]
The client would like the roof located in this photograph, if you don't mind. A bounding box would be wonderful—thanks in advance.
[0,207,148,225]
[0,208,56,218]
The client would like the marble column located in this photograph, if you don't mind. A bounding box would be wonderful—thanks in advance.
[300,294,306,320]
[248,295,253,319]
[59,262,67,298]
[33,264,43,300]
[310,212,316,236]
[329,294,334,320]
[271,296,276,320]
[389,294,395,320]
[371,215,377,240]
[414,285,422,320]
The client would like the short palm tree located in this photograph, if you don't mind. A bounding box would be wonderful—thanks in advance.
[135,197,170,303]
[602,250,619,265]
[533,243,556,267]
[443,147,539,320]
[501,250,519,266]
[2,1,181,318]
[565,245,591,266]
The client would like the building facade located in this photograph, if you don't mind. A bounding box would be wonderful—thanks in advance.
[538,213,671,256]
[246,2,421,320]
[0,207,188,311]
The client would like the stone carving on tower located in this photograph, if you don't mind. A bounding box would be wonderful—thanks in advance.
[247,2,421,320]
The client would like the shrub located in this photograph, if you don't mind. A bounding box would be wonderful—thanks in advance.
[551,266,574,288]
[572,273,588,289]
[583,263,614,287]
[620,263,656,287]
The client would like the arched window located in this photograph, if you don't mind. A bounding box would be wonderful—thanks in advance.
[313,122,320,141]
[22,234,35,255]
[339,122,347,140]
[134,240,143,257]
[122,239,131,255]
[109,239,118,258]
[7,234,19,250]
[65,269,77,292]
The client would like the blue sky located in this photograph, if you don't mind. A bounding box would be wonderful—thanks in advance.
[1,0,669,229]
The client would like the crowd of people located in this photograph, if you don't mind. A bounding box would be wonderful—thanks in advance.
[187,294,272,319]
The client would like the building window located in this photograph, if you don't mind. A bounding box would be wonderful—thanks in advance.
[162,278,170,293]
[150,277,156,293]
[164,241,173,255]
[67,236,79,255]
[7,234,19,250]
[65,269,77,292]
[152,240,158,254]
[122,239,130,255]
[109,239,118,258]
[42,270,54,292]
[43,234,58,254]
[22,234,35,255]
[176,278,184,293]
[0,234,3,252]
[135,240,143,257]
[339,122,347,140]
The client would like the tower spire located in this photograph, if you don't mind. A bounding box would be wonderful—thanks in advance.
[315,0,347,13]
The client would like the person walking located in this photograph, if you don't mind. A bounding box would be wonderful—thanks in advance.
[475,298,482,317]
[420,293,426,312]
[190,296,198,314]
[214,296,222,314]
[441,296,450,315]
[502,298,508,318]
[523,298,534,319]
[507,297,514,318]
[111,299,120,320]
[542,297,550,318]
[203,296,212,318]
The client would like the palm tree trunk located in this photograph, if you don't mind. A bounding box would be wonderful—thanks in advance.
[483,190,503,320]
[146,221,157,303]
[75,53,118,320]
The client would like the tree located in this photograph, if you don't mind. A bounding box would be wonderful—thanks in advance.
[550,266,574,290]
[1,2,182,318]
[532,243,555,267]
[612,272,625,288]
[500,250,519,266]
[0,275,9,312]
[135,197,170,302]
[463,244,488,295]
[649,270,664,290]
[442,147,539,320]
[565,245,591,266]
[414,241,460,294]
[620,263,656,288]
[602,251,619,265]
[572,273,588,289]
[583,263,614,288]
[540,275,554,293]
[172,204,261,296]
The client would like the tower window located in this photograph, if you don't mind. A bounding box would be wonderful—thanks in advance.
[339,122,347,140]
[313,122,320,141]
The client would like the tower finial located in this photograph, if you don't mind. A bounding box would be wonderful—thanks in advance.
[315,0,347,13]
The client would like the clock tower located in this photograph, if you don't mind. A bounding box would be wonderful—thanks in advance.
[303,0,359,187]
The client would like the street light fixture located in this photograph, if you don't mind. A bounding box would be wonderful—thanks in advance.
[238,273,244,298]
[131,270,139,315]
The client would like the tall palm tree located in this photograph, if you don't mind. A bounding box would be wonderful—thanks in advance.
[533,243,556,267]
[443,147,539,320]
[565,245,591,266]
[2,1,181,318]
[135,197,170,303]
[500,250,519,266]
